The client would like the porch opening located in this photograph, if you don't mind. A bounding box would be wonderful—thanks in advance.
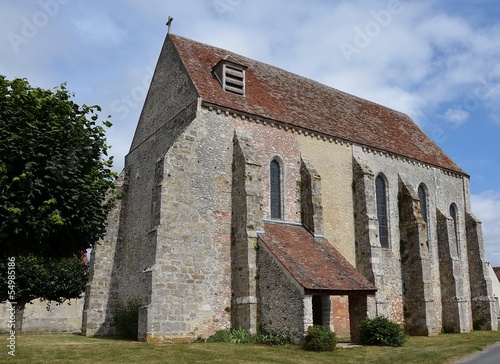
[312,295,323,326]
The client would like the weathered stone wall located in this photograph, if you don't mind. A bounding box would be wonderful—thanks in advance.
[133,105,307,342]
[222,113,303,224]
[300,158,324,237]
[130,34,199,151]
[231,132,263,333]
[348,293,370,343]
[297,136,356,265]
[257,240,305,343]
[120,37,199,305]
[352,144,474,333]
[352,158,390,320]
[82,171,127,336]
[331,296,350,338]
[141,106,235,342]
[466,213,498,330]
[436,209,471,332]
[398,179,438,335]
[0,299,83,334]
[84,33,200,338]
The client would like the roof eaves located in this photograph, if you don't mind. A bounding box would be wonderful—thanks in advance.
[201,101,469,178]
[304,288,377,296]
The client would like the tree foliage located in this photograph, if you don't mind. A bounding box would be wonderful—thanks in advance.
[0,254,88,333]
[0,254,88,305]
[0,75,116,258]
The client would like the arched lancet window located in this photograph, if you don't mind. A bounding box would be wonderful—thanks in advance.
[418,183,431,253]
[375,174,389,248]
[450,203,460,257]
[418,183,428,224]
[270,159,282,220]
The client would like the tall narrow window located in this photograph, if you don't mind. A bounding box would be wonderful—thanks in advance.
[418,183,431,253]
[418,183,428,224]
[450,203,460,257]
[270,159,282,219]
[376,175,389,248]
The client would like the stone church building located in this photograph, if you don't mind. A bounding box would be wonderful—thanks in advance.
[82,33,497,343]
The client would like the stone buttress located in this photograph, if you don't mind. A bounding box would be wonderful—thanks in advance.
[398,178,438,335]
[436,209,472,333]
[231,132,263,333]
[352,158,387,318]
[466,212,498,330]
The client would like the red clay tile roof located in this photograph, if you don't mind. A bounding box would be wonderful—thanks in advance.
[259,221,376,294]
[170,34,465,175]
[493,266,500,281]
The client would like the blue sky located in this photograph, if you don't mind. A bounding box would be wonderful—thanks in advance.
[1,0,499,265]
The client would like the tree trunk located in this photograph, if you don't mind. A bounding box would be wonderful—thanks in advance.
[14,302,27,335]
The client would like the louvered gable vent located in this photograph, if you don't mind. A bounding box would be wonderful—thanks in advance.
[213,60,246,96]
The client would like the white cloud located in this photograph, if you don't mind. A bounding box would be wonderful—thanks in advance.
[441,108,470,127]
[471,191,500,267]
[71,15,125,47]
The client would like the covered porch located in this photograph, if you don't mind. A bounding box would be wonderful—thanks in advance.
[257,221,377,343]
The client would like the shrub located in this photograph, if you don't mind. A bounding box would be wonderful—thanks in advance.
[230,328,256,343]
[359,316,407,347]
[206,329,233,343]
[206,328,255,344]
[257,331,291,346]
[113,297,142,340]
[206,329,291,346]
[303,325,337,352]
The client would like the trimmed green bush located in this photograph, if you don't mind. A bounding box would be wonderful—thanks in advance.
[113,297,142,340]
[359,316,407,347]
[303,325,337,351]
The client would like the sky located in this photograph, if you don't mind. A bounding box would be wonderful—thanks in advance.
[1,0,499,265]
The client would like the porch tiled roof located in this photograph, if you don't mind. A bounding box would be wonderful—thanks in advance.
[259,221,376,294]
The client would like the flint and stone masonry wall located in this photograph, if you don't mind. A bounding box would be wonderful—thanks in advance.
[139,107,235,342]
[82,171,126,336]
[231,132,263,333]
[351,144,492,334]
[352,158,388,319]
[466,213,498,330]
[398,178,438,335]
[258,242,305,343]
[300,158,324,237]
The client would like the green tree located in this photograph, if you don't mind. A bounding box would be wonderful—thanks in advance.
[0,75,116,258]
[0,76,115,332]
[0,254,88,333]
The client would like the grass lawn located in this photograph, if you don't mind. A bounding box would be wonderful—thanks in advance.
[3,330,500,364]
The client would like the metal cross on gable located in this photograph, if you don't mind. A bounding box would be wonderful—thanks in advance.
[167,16,174,33]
